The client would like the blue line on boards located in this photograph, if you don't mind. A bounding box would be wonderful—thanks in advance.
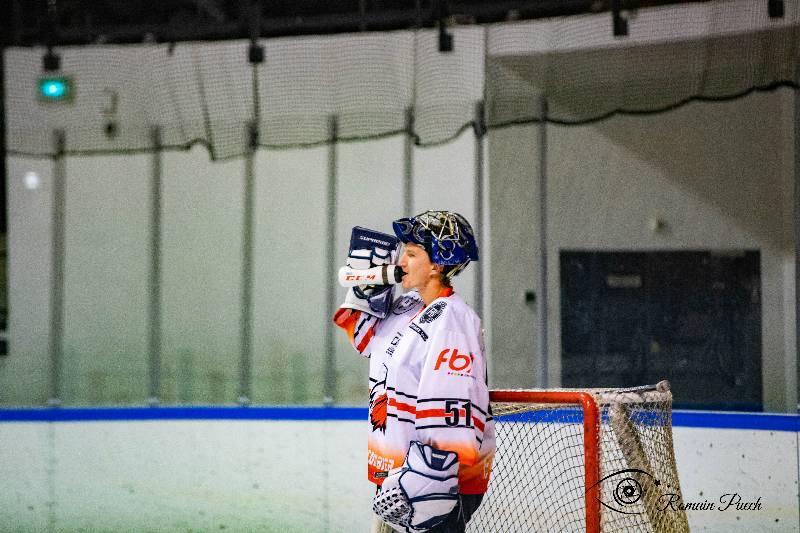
[0,407,797,432]
[671,410,798,432]
[0,406,368,422]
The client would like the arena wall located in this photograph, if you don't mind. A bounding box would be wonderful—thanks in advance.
[489,89,798,411]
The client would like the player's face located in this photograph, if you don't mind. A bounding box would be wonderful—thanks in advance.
[397,243,438,291]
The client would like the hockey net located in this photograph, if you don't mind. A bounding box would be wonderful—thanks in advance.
[468,381,689,533]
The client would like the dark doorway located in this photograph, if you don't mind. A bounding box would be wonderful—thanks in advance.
[560,251,762,410]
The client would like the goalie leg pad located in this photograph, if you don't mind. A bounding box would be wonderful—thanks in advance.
[373,442,460,532]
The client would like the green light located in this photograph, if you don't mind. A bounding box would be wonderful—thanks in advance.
[37,77,73,103]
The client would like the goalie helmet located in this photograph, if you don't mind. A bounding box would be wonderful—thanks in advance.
[392,210,479,277]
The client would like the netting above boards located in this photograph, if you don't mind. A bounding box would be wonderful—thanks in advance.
[5,28,484,160]
[5,0,800,160]
[486,0,800,126]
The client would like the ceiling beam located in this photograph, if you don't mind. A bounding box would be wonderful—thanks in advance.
[6,0,710,47]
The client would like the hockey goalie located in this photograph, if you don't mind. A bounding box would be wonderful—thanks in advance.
[333,211,496,533]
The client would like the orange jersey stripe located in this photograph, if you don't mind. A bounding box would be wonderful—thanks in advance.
[417,408,459,419]
[356,323,375,353]
[416,408,446,419]
[416,408,485,431]
[333,308,358,341]
[388,397,417,415]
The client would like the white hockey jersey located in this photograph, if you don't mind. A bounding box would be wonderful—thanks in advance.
[334,288,496,494]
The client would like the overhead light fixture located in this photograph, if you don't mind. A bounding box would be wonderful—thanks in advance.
[247,0,264,64]
[42,48,61,71]
[37,77,73,103]
[24,171,41,190]
[248,42,264,64]
[436,0,453,52]
[612,0,628,37]
[768,0,785,18]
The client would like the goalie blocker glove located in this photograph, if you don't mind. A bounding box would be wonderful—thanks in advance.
[341,227,400,319]
[373,441,460,532]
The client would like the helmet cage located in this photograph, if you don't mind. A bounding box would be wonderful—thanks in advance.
[392,211,479,271]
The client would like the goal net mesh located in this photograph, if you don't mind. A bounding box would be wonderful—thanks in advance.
[468,382,689,533]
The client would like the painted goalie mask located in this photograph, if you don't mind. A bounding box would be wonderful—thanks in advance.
[392,210,479,276]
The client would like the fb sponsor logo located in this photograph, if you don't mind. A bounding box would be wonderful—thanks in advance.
[434,348,474,373]
[420,301,447,324]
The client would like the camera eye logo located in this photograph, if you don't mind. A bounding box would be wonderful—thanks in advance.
[615,477,643,506]
[587,468,667,515]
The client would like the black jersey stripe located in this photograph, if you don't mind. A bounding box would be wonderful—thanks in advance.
[416,398,489,419]
[387,387,418,400]
[386,413,415,425]
[353,315,373,338]
[417,397,472,404]
[416,423,476,431]
[470,403,488,416]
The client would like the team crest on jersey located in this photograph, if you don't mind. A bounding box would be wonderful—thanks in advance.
[370,392,388,433]
[419,301,447,324]
[392,294,420,315]
[369,366,389,433]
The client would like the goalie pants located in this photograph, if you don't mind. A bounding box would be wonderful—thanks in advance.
[371,493,484,533]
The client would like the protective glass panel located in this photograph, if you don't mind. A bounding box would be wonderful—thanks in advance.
[1,157,56,405]
[160,147,244,404]
[60,155,151,405]
[251,146,328,405]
